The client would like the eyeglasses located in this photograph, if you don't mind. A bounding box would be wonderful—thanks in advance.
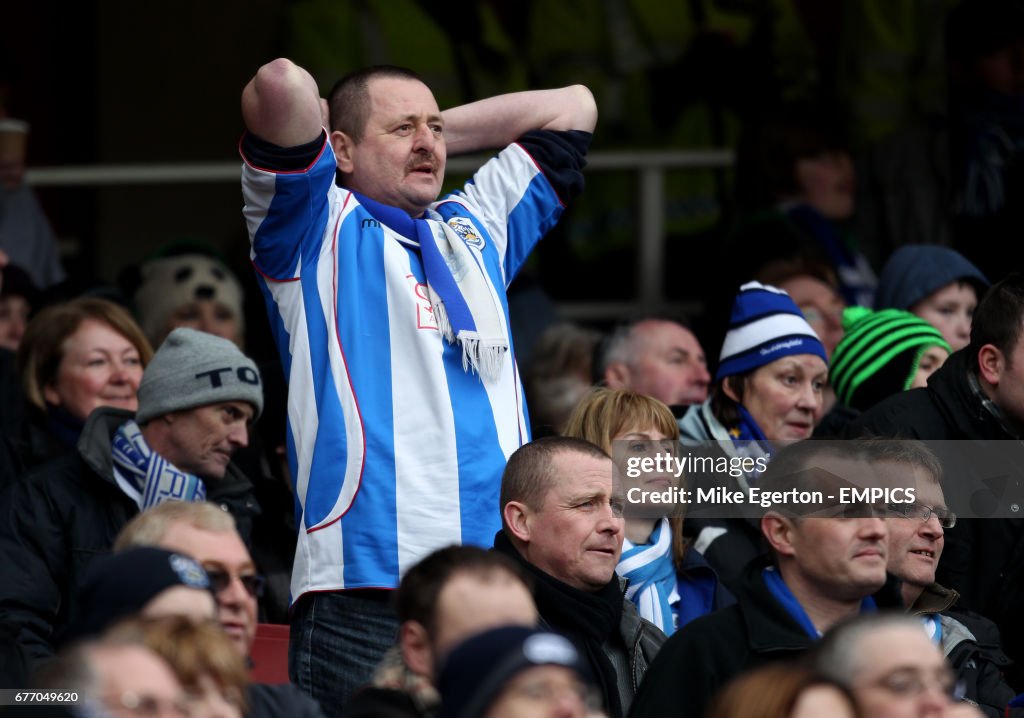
[886,502,957,529]
[865,667,963,700]
[103,691,191,718]
[204,568,266,598]
[506,678,602,710]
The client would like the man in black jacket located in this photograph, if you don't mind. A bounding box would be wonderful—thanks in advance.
[854,273,1024,689]
[0,327,263,664]
[494,436,665,718]
[629,441,888,718]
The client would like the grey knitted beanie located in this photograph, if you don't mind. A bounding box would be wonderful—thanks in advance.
[136,328,263,424]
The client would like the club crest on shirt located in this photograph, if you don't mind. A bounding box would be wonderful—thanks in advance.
[447,217,485,250]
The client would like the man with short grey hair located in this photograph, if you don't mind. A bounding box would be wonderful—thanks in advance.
[0,328,264,663]
[597,318,710,408]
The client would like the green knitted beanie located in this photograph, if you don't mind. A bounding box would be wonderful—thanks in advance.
[829,307,952,411]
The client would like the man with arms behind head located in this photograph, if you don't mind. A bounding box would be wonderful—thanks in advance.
[493,436,665,718]
[115,501,324,718]
[241,58,596,710]
[0,328,262,663]
[629,441,888,718]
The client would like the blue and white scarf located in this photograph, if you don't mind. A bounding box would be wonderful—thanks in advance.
[354,191,508,382]
[111,420,206,509]
[617,519,679,635]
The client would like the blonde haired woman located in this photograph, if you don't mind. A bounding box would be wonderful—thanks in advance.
[564,388,733,634]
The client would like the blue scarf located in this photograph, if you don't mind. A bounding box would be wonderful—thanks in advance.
[762,566,877,639]
[617,519,679,635]
[111,420,206,509]
[352,191,508,382]
[725,406,772,488]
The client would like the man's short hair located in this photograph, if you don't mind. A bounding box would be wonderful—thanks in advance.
[969,272,1024,369]
[757,440,868,502]
[591,316,693,384]
[499,436,610,519]
[858,437,943,485]
[394,545,530,636]
[327,65,424,141]
[810,612,928,685]
[113,501,237,551]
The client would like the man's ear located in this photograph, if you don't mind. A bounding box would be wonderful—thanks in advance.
[399,621,432,678]
[977,344,1004,387]
[503,501,531,543]
[761,513,797,558]
[330,130,355,174]
[603,362,630,390]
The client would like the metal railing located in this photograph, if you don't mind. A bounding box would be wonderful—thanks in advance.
[25,149,735,321]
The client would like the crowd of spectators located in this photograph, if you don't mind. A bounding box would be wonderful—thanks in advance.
[3,1,1024,717]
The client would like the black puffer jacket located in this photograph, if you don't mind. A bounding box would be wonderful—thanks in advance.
[0,407,260,664]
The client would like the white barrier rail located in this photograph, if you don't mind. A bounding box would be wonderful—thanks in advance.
[24,149,735,321]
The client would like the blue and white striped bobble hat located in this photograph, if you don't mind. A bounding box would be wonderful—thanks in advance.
[716,281,828,381]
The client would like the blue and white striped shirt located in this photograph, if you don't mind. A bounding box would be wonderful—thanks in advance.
[241,130,588,598]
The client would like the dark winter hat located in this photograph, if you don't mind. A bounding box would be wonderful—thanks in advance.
[71,547,211,640]
[873,246,989,312]
[136,327,262,424]
[716,281,827,381]
[438,626,593,718]
[830,307,952,411]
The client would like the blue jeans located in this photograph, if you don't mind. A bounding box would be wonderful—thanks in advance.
[289,590,398,718]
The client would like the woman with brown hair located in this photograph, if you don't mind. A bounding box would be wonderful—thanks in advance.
[14,296,153,473]
[564,387,733,635]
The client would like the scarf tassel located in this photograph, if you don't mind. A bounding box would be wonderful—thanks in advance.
[433,301,507,383]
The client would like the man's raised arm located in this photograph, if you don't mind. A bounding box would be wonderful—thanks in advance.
[441,85,597,156]
[241,58,325,148]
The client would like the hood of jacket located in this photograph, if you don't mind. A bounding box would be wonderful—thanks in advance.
[874,245,989,311]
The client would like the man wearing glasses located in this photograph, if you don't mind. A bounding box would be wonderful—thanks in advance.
[868,440,1019,717]
[115,500,325,718]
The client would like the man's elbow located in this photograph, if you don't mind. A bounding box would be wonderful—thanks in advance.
[562,84,598,133]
